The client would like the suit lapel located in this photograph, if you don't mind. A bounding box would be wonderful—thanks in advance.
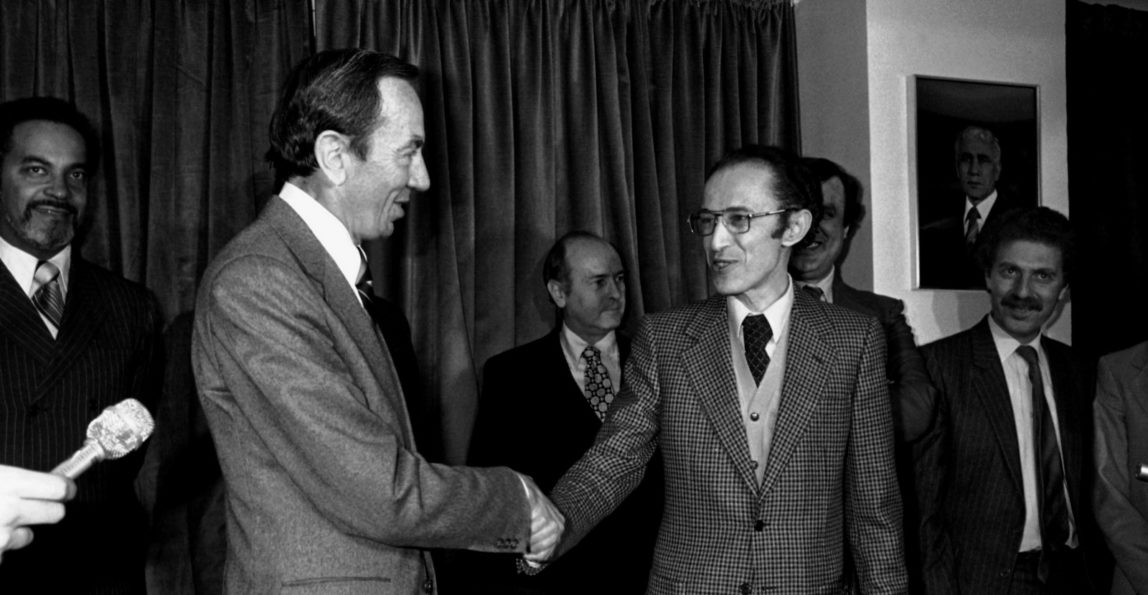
[760,291,834,497]
[683,296,759,494]
[264,199,412,439]
[968,319,1025,497]
[1131,346,1148,421]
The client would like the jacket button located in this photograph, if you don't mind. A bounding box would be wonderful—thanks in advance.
[740,582,753,594]
[27,404,41,417]
[749,411,760,421]
[423,578,434,592]
[754,520,765,532]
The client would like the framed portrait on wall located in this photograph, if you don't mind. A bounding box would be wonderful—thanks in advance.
[909,76,1040,290]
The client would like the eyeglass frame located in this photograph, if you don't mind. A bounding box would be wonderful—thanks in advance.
[686,207,796,236]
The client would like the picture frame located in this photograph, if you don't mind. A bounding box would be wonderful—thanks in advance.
[909,75,1040,290]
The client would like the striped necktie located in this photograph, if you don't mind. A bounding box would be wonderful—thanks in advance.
[33,260,65,334]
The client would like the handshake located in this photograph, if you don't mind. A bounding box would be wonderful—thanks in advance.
[521,476,566,566]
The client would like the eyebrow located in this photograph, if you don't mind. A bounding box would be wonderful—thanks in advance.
[18,155,88,169]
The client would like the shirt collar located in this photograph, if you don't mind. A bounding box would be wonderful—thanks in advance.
[965,190,998,221]
[795,265,835,303]
[560,323,618,362]
[726,274,795,342]
[0,235,72,297]
[277,182,362,293]
[987,313,1044,363]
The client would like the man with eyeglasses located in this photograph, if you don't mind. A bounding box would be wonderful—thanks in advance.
[543,145,907,593]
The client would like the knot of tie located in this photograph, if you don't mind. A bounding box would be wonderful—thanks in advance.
[801,285,825,302]
[742,314,772,385]
[581,346,615,421]
[33,260,64,332]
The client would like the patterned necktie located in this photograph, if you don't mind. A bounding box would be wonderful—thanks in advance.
[581,346,615,421]
[356,246,376,311]
[1015,345,1070,582]
[32,260,65,332]
[965,207,981,249]
[742,314,772,385]
[802,285,825,302]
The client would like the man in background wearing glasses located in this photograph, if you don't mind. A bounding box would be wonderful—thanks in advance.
[545,145,908,593]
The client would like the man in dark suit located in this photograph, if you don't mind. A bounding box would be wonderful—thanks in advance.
[468,231,662,593]
[192,49,563,593]
[919,125,1018,289]
[1093,339,1148,594]
[0,97,163,593]
[791,156,933,590]
[545,146,907,593]
[915,207,1099,594]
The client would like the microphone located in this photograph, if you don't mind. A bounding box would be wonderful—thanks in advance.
[51,399,155,479]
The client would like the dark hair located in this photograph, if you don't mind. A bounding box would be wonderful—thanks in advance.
[953,125,1001,167]
[975,206,1074,283]
[705,145,822,244]
[543,230,613,289]
[267,49,419,183]
[802,156,865,231]
[0,97,100,170]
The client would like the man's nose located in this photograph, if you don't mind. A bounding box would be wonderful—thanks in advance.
[409,154,430,191]
[45,174,69,199]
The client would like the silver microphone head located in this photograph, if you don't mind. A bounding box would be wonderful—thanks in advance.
[85,398,155,459]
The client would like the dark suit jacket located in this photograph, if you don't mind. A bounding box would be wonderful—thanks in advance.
[915,318,1097,594]
[918,195,1018,290]
[0,257,162,594]
[467,328,662,594]
[1093,341,1148,595]
[192,197,532,594]
[551,292,907,594]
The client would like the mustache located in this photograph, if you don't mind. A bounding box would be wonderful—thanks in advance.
[25,199,78,217]
[1002,294,1042,312]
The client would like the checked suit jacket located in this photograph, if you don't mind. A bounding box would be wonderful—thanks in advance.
[467,327,662,594]
[0,256,162,594]
[192,196,532,594]
[550,291,907,594]
[1093,340,1148,595]
[914,318,1098,594]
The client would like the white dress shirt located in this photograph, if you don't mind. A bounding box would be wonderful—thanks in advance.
[559,324,622,395]
[0,235,71,337]
[278,182,365,307]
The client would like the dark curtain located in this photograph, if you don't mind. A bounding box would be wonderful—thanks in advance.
[0,0,312,320]
[1067,0,1148,361]
[315,0,800,463]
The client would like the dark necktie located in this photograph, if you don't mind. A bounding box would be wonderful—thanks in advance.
[802,285,825,302]
[742,314,772,386]
[32,260,65,333]
[582,346,615,421]
[356,247,377,310]
[1016,345,1070,582]
[965,208,981,249]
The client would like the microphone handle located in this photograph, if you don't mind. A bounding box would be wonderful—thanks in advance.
[51,440,106,479]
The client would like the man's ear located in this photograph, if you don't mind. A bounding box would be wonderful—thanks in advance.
[546,279,568,309]
[781,209,813,248]
[314,130,351,186]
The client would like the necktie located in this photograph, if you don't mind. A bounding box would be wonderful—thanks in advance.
[1015,345,1070,582]
[356,246,376,310]
[32,260,65,332]
[582,346,615,421]
[802,285,825,302]
[965,208,981,249]
[742,314,772,385]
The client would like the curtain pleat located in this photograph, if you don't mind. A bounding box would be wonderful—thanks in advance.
[316,0,799,463]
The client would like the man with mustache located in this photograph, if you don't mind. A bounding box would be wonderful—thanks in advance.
[914,207,1101,593]
[919,126,1021,289]
[0,97,162,592]
[467,231,662,593]
[545,146,907,593]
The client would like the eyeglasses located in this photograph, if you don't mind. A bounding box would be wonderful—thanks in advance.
[686,208,793,236]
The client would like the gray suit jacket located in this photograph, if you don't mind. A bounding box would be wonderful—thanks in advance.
[551,291,907,594]
[1094,341,1148,595]
[192,197,531,594]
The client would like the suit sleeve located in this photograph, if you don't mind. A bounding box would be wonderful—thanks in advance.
[913,347,959,595]
[1092,355,1148,590]
[880,300,934,444]
[549,317,660,555]
[845,317,910,594]
[194,255,530,551]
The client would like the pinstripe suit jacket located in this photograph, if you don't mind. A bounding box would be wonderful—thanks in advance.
[915,318,1094,594]
[0,256,162,593]
[192,197,532,594]
[551,291,907,594]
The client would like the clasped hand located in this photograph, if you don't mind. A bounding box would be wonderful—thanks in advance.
[522,477,565,564]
